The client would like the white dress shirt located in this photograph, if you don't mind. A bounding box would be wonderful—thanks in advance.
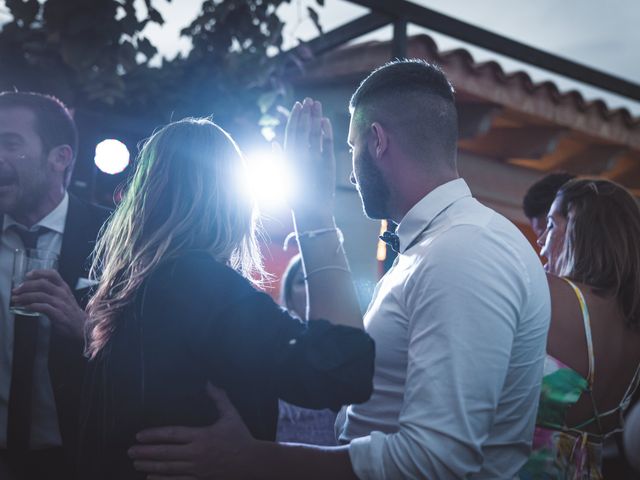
[0,193,68,449]
[339,179,550,479]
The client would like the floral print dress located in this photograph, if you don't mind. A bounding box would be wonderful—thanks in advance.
[518,278,640,480]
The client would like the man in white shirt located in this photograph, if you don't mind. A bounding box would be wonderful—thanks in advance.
[0,92,110,479]
[129,60,550,479]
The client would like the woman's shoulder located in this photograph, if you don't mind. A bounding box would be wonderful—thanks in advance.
[546,273,577,293]
[546,274,595,310]
[547,274,622,319]
[143,251,257,306]
[154,251,247,280]
[546,274,587,365]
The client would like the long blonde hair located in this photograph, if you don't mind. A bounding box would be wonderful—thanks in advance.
[86,118,265,358]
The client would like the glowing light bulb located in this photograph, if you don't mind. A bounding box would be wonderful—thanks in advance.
[94,139,130,175]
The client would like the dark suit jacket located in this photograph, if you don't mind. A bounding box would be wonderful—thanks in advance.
[49,194,110,469]
[1,194,110,473]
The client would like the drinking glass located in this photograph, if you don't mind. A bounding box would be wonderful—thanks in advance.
[10,248,59,316]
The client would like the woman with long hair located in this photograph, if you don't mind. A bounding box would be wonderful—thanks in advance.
[77,111,373,479]
[519,178,640,479]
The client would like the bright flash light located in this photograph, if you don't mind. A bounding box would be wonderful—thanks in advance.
[260,126,276,142]
[244,149,293,210]
[94,139,130,175]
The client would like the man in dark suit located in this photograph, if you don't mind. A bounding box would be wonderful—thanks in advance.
[0,91,110,479]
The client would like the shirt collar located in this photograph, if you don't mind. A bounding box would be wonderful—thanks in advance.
[3,192,69,235]
[396,178,471,254]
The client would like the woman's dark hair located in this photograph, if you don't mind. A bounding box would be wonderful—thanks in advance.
[556,178,640,327]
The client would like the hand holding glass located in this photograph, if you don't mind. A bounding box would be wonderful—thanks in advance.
[10,249,59,316]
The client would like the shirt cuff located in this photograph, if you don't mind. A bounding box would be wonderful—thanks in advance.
[348,432,386,480]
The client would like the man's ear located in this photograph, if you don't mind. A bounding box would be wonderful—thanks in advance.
[48,145,73,175]
[369,122,389,161]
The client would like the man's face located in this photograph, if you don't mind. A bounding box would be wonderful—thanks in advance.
[0,107,51,218]
[348,114,390,220]
[537,198,567,274]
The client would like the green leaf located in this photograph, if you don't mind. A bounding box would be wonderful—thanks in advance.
[0,0,299,141]
[6,0,40,24]
[119,40,138,71]
[119,12,140,36]
[137,37,157,59]
[148,8,164,25]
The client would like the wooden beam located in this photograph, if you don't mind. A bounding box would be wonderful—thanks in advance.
[297,12,391,58]
[392,19,408,59]
[554,145,627,175]
[459,126,567,160]
[348,0,640,101]
[608,153,640,182]
[616,156,640,190]
[457,102,502,140]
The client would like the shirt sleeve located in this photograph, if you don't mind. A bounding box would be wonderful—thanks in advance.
[217,291,375,410]
[349,226,525,479]
[162,255,375,411]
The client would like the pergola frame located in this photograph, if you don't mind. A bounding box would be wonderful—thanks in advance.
[298,0,640,103]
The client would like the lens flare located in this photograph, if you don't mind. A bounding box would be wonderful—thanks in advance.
[244,149,293,211]
[94,139,130,175]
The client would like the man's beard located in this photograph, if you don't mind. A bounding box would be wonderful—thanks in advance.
[1,155,49,218]
[355,148,390,220]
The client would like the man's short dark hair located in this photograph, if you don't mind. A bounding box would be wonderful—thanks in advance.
[0,91,78,187]
[349,59,458,164]
[523,172,575,219]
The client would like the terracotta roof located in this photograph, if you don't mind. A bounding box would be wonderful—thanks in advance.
[302,34,640,150]
[459,54,639,129]
[299,34,640,192]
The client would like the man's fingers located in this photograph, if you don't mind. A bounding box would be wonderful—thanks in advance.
[128,443,194,461]
[309,100,323,152]
[25,269,66,287]
[11,288,63,319]
[284,101,302,149]
[13,302,56,319]
[13,278,60,296]
[12,291,58,306]
[295,98,313,151]
[321,117,334,159]
[132,460,194,475]
[205,382,237,418]
[136,426,199,444]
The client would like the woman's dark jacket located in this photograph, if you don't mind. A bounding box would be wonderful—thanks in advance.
[77,252,375,479]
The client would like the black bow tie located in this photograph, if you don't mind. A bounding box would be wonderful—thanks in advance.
[379,230,400,253]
